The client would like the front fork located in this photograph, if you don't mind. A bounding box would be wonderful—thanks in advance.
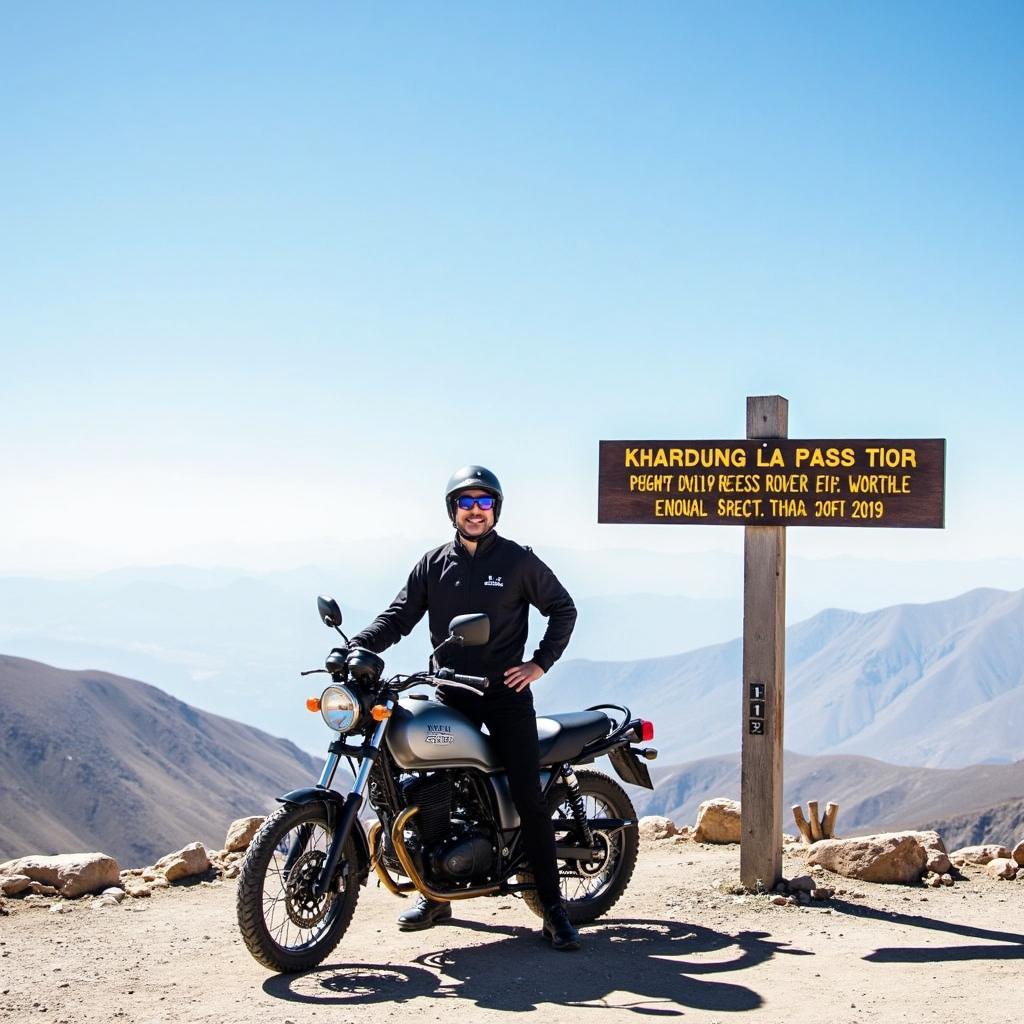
[309,700,394,898]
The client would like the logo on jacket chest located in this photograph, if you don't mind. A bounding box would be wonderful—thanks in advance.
[483,575,504,588]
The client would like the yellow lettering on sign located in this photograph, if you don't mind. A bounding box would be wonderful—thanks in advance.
[756,447,785,468]
[716,498,764,518]
[795,447,855,468]
[655,498,709,518]
[865,447,918,469]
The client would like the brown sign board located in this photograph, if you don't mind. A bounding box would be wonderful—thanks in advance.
[598,439,945,528]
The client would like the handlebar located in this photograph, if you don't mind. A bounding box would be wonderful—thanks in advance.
[434,667,490,693]
[389,668,490,695]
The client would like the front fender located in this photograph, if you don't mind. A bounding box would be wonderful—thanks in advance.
[278,786,371,884]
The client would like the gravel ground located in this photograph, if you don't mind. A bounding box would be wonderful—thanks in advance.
[2,838,1022,1024]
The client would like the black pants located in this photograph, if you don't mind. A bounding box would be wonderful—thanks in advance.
[439,684,562,908]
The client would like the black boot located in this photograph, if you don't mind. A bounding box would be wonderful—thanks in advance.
[542,903,581,951]
[397,896,452,931]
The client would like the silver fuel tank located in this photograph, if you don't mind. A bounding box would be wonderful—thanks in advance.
[387,698,500,771]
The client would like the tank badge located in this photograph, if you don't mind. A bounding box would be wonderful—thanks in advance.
[425,724,455,744]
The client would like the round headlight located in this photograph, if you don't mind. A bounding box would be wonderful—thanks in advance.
[320,685,361,733]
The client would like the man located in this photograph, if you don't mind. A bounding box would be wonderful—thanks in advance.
[348,465,581,951]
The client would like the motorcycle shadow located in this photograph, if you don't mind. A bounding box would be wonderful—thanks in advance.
[263,917,807,1014]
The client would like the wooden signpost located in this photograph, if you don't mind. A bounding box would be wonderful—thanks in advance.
[598,395,946,890]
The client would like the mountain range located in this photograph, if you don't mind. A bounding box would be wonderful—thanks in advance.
[634,750,1024,848]
[538,587,1024,769]
[2,553,1023,753]
[0,654,318,866]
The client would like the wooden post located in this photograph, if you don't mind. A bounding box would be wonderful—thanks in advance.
[740,395,788,891]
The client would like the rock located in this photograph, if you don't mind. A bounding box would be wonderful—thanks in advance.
[985,858,1018,880]
[941,873,954,886]
[807,833,929,884]
[787,875,814,893]
[149,877,170,889]
[141,871,158,882]
[811,887,834,900]
[914,831,952,874]
[49,903,74,914]
[770,894,791,906]
[28,882,59,896]
[926,873,943,888]
[694,799,741,844]
[638,816,679,841]
[0,875,33,896]
[1012,840,1024,868]
[224,817,265,853]
[91,895,119,909]
[0,854,120,899]
[223,863,240,880]
[950,844,1011,867]
[154,843,211,882]
[125,883,152,898]
[101,887,126,903]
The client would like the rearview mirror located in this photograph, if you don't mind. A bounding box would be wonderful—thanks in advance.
[448,613,489,647]
[317,595,344,629]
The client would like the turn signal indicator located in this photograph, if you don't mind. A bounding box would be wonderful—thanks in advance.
[306,696,321,712]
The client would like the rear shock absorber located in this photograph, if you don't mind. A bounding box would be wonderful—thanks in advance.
[560,764,594,847]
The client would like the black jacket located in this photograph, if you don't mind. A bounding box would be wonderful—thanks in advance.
[349,531,577,683]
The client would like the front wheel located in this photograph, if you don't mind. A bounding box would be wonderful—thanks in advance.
[518,767,639,924]
[236,802,361,972]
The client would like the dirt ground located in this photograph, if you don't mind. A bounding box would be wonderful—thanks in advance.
[1,838,1022,1024]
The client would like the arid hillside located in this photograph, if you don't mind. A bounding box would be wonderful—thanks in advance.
[0,655,318,865]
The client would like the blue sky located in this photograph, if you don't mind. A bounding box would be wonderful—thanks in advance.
[3,2,1022,574]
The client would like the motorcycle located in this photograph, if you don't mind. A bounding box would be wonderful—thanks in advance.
[236,596,658,972]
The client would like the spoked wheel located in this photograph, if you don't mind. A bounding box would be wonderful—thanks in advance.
[236,802,361,972]
[518,768,639,924]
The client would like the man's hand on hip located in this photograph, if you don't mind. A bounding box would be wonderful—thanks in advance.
[503,661,544,692]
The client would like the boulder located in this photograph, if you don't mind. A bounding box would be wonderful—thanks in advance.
[950,844,1011,867]
[985,858,1018,881]
[787,875,815,893]
[694,799,741,844]
[1012,840,1024,868]
[0,875,32,896]
[638,816,679,841]
[154,843,210,882]
[915,831,951,874]
[807,832,928,884]
[224,817,265,853]
[0,853,120,898]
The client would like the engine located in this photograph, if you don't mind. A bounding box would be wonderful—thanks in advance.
[428,829,494,882]
[401,771,497,885]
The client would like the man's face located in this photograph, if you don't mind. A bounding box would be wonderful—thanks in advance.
[454,488,495,539]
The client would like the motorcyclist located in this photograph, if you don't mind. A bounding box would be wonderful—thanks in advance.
[348,465,582,950]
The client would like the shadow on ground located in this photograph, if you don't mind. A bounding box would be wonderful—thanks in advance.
[827,898,1024,964]
[264,917,813,1014]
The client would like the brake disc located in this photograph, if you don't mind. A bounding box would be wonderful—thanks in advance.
[284,849,334,928]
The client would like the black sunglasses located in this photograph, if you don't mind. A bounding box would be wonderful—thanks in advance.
[456,495,496,511]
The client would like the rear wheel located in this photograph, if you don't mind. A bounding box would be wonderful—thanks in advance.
[236,802,361,973]
[518,768,638,924]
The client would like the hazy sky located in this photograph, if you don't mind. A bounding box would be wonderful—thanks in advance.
[4,2,1022,575]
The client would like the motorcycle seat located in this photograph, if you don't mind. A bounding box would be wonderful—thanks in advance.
[535,711,610,766]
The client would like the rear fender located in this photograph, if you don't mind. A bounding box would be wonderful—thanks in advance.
[278,786,371,883]
[606,745,654,790]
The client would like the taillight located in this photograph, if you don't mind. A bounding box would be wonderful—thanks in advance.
[630,716,655,741]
